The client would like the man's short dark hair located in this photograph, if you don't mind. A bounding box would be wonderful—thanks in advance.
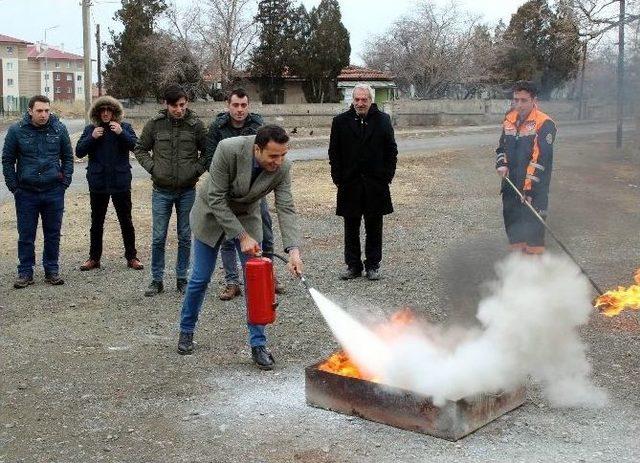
[255,125,289,149]
[164,84,188,105]
[227,88,249,102]
[513,80,538,98]
[28,95,50,109]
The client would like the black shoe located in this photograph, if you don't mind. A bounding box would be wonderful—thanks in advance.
[251,346,275,370]
[366,268,381,281]
[13,274,34,289]
[176,278,188,294]
[44,273,65,285]
[340,267,362,280]
[177,331,194,355]
[144,280,164,297]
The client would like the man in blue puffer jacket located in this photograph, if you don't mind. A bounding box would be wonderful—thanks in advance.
[75,95,143,271]
[2,95,73,288]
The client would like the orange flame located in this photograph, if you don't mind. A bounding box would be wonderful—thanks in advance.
[595,268,640,317]
[318,308,416,381]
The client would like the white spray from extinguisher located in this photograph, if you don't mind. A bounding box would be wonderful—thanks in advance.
[279,263,392,377]
[302,253,607,408]
[308,287,391,378]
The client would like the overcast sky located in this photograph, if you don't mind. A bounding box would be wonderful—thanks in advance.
[1,0,528,78]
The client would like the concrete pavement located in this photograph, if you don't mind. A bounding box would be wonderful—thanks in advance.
[0,118,632,203]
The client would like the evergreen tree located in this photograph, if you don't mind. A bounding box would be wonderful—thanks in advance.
[251,0,296,104]
[298,0,350,103]
[104,0,167,102]
[495,0,580,98]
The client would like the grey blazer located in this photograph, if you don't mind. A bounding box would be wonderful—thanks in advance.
[189,135,300,251]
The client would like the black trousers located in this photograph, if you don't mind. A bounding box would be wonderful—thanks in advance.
[502,193,545,252]
[89,191,137,261]
[343,215,383,271]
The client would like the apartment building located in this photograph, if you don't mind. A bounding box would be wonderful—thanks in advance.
[27,43,84,102]
[1,33,84,112]
[0,33,31,111]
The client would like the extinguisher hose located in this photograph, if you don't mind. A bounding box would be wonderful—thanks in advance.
[271,252,312,291]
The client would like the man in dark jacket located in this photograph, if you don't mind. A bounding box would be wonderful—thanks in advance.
[2,95,73,288]
[496,80,556,254]
[134,85,208,296]
[328,83,397,281]
[205,88,283,300]
[76,95,142,271]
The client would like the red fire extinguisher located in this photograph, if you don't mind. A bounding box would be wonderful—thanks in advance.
[245,257,277,325]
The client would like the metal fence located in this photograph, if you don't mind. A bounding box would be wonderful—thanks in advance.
[0,96,29,117]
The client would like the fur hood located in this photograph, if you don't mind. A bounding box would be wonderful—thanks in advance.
[89,95,124,125]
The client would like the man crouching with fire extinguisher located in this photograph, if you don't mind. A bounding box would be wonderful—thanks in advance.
[177,124,303,369]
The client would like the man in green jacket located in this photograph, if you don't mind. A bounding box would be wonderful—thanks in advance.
[134,85,208,296]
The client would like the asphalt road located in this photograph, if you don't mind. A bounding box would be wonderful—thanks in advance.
[0,118,630,204]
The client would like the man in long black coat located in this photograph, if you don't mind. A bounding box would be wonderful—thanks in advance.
[328,84,398,281]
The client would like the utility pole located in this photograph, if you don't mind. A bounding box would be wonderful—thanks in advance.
[82,0,92,124]
[617,0,625,149]
[95,23,102,96]
[578,41,587,120]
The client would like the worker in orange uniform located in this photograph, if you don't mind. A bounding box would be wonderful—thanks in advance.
[495,80,557,254]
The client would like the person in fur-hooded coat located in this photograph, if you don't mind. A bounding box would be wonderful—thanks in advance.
[75,95,143,271]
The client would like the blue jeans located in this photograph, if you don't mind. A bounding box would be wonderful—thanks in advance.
[14,186,65,277]
[220,197,274,284]
[150,187,195,282]
[180,237,267,347]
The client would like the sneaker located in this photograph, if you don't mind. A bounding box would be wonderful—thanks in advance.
[80,259,100,271]
[177,331,194,355]
[44,273,65,285]
[176,278,188,294]
[340,267,362,280]
[13,274,34,289]
[219,283,241,301]
[251,346,275,370]
[127,258,144,270]
[366,268,381,281]
[144,280,164,297]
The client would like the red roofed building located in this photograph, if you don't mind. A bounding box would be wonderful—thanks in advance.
[0,33,86,112]
[26,43,84,102]
[227,65,396,105]
[337,65,397,105]
[1,34,32,112]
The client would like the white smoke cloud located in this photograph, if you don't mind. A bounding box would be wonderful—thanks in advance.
[311,253,608,408]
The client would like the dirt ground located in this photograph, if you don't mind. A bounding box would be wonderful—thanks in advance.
[1,130,639,463]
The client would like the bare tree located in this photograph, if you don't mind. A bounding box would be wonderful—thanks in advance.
[195,0,258,93]
[574,0,640,147]
[362,1,488,99]
[575,0,640,38]
[157,3,209,99]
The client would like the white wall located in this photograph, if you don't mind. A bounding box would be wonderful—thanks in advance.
[74,71,84,101]
[3,58,19,98]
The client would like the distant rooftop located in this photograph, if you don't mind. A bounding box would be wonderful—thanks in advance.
[0,33,32,45]
[27,44,83,61]
[337,65,394,81]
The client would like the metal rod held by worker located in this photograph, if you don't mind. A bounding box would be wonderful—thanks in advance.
[503,177,604,296]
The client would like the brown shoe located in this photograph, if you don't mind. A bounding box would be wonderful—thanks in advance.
[80,259,100,271]
[219,284,241,301]
[127,258,144,270]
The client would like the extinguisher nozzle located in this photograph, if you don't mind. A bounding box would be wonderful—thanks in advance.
[299,275,311,291]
